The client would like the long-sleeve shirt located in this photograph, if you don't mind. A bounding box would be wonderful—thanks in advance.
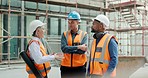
[96,35,118,74]
[87,34,118,75]
[61,30,88,54]
[29,37,55,64]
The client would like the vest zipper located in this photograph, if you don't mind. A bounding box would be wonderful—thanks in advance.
[71,53,73,67]
[71,33,75,67]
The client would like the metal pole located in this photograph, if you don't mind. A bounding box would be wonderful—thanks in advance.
[0,26,11,35]
[21,0,25,57]
[0,0,2,62]
[0,37,14,44]
[135,30,136,55]
[45,0,48,22]
[45,0,59,67]
[0,36,29,38]
[8,0,11,67]
[36,1,39,20]
[75,0,78,9]
[142,14,144,55]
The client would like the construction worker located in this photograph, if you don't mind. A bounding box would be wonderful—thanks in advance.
[60,11,88,78]
[26,20,63,78]
[86,15,118,78]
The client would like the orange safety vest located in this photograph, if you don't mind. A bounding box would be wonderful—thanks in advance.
[26,40,51,78]
[89,34,118,77]
[61,30,87,67]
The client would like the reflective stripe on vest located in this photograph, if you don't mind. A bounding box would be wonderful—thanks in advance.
[65,30,86,43]
[91,58,109,64]
[98,35,112,64]
[90,35,112,64]
[26,40,51,77]
[89,34,117,77]
[61,30,87,67]
[27,66,51,74]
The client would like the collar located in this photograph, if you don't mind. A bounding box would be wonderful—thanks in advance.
[32,37,40,41]
[70,29,81,35]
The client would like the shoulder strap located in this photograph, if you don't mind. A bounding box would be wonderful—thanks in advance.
[27,40,48,78]
[20,42,44,78]
[43,63,48,78]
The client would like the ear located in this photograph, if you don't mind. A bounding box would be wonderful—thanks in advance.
[77,21,80,24]
[35,29,39,36]
[102,24,106,30]
[36,29,39,33]
[99,24,103,29]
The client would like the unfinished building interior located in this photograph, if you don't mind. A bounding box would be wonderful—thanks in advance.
[0,0,148,78]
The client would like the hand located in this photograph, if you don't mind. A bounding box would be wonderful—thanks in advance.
[78,44,87,51]
[54,52,64,60]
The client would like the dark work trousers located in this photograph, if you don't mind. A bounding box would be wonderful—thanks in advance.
[60,65,86,78]
[90,75,102,78]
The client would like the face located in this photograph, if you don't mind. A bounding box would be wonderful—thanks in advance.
[91,20,105,33]
[36,26,45,38]
[68,19,79,31]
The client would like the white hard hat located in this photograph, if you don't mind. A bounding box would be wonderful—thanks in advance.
[29,20,46,35]
[93,14,110,27]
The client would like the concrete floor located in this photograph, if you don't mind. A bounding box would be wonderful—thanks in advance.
[130,64,148,78]
[0,64,148,78]
[0,64,61,78]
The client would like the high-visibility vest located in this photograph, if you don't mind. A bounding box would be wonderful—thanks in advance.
[26,40,51,78]
[61,30,87,67]
[89,34,118,77]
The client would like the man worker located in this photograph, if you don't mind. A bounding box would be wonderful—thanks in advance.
[26,20,63,78]
[60,11,88,78]
[86,14,118,78]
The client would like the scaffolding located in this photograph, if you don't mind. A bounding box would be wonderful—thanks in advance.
[0,0,110,64]
[0,0,148,64]
[0,0,51,65]
[0,0,148,78]
[107,0,148,56]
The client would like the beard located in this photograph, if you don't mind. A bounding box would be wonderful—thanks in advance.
[91,27,97,33]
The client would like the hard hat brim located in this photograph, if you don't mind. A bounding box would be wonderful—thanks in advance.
[79,20,81,22]
[92,18,94,21]
[92,18,99,22]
